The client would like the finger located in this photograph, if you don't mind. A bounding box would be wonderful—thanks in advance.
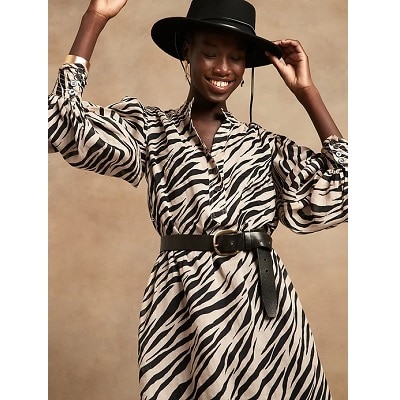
[275,43,307,68]
[265,51,287,76]
[282,39,307,58]
[275,39,300,47]
[265,51,284,66]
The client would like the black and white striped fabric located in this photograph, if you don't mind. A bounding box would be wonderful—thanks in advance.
[49,64,348,399]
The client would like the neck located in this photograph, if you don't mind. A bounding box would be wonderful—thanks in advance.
[187,94,227,121]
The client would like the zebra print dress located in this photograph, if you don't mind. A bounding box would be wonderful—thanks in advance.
[49,64,348,399]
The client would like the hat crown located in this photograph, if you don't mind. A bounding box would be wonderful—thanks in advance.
[186,0,256,35]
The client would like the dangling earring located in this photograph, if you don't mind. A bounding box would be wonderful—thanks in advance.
[241,80,245,87]
[183,60,191,84]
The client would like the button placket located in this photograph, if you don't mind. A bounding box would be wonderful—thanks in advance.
[208,155,227,222]
[206,116,232,222]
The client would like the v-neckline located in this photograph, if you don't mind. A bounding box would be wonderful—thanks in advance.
[191,117,223,152]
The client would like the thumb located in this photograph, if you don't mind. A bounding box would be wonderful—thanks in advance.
[265,51,286,74]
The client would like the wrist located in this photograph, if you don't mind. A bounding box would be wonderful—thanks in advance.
[293,84,318,102]
[84,8,109,20]
[81,9,109,32]
[293,85,322,110]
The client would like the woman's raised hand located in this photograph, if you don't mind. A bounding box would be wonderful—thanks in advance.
[267,39,342,142]
[266,39,314,97]
[68,0,129,61]
[86,0,129,21]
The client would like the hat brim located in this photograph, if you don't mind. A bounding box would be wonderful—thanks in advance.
[151,17,282,68]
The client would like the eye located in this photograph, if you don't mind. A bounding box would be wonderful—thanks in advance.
[231,52,245,62]
[231,56,243,62]
[203,52,216,58]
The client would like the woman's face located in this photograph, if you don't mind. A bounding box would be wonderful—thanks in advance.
[184,29,247,106]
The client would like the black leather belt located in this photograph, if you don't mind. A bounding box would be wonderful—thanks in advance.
[160,229,277,318]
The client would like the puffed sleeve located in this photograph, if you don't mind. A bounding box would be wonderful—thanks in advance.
[48,63,148,187]
[271,134,348,233]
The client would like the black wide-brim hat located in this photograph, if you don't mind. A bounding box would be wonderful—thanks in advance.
[151,0,282,68]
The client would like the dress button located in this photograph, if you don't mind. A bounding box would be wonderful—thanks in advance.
[336,151,342,157]
[68,89,75,95]
[70,80,78,87]
[338,157,345,164]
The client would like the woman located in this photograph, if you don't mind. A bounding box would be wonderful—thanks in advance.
[48,0,348,398]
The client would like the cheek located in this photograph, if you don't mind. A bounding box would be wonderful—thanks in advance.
[236,62,246,75]
[200,58,216,71]
[233,65,246,81]
[190,59,213,78]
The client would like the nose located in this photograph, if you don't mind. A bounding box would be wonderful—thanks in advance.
[213,56,231,76]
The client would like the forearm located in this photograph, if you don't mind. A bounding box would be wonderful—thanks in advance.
[295,85,343,143]
[68,10,109,61]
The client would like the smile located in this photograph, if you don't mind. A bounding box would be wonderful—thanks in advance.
[208,79,230,88]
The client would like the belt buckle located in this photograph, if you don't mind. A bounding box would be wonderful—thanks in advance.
[213,229,240,256]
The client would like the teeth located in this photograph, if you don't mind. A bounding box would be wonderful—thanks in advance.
[210,80,229,88]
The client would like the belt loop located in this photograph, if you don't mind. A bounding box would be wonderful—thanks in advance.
[244,231,253,249]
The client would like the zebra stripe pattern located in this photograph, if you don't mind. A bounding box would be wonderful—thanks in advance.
[49,64,347,399]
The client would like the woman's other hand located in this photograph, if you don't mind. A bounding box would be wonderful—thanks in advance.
[266,39,314,97]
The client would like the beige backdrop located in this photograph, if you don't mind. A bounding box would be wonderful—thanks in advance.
[48,0,348,399]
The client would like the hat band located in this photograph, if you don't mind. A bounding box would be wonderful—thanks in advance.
[200,17,256,36]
